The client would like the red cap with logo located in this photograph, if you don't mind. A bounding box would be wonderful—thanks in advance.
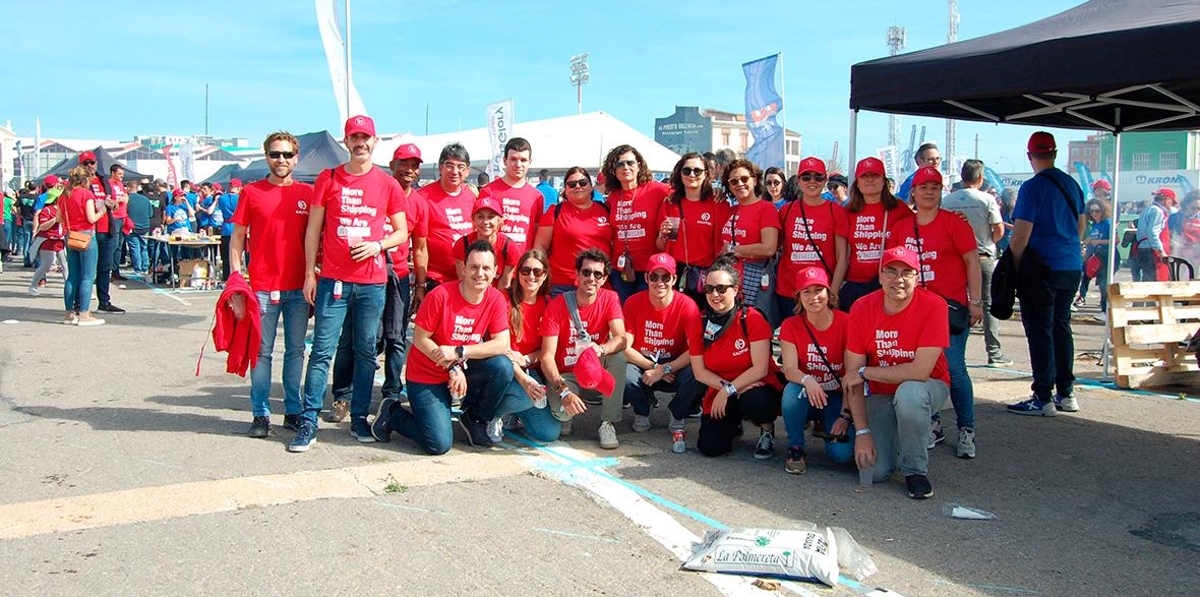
[575,349,616,396]
[881,246,920,271]
[794,266,831,295]
[229,178,243,188]
[855,157,886,177]
[647,252,676,274]
[1027,131,1057,153]
[1156,188,1177,201]
[798,157,826,176]
[392,143,422,162]
[471,195,503,217]
[911,166,943,188]
[172,189,186,198]
[79,151,97,164]
[344,115,376,138]
[44,174,60,187]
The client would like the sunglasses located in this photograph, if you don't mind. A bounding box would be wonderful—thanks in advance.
[267,151,296,160]
[82,161,96,166]
[565,179,590,189]
[704,283,735,295]
[727,175,752,186]
[765,179,783,186]
[578,268,608,280]
[646,272,672,283]
[681,167,706,177]
[616,159,638,169]
[826,183,843,191]
[519,266,546,277]
[800,173,827,182]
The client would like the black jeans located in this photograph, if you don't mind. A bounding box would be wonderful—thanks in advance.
[1017,267,1081,401]
[697,384,780,457]
[94,231,119,305]
[838,279,881,313]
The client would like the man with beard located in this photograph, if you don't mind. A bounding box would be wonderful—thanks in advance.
[80,153,126,314]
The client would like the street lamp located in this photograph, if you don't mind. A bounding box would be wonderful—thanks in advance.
[569,52,590,115]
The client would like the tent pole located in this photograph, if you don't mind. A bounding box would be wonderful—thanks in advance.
[1102,123,1122,381]
[848,109,858,178]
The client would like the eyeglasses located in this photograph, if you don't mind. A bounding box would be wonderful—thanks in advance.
[82,161,96,166]
[519,266,546,277]
[440,162,468,173]
[578,268,607,280]
[565,179,590,189]
[826,183,842,191]
[616,159,638,169]
[681,167,706,177]
[727,176,752,187]
[919,156,943,164]
[646,272,672,283]
[800,173,827,182]
[704,283,735,295]
[881,268,918,280]
[765,179,783,186]
[267,151,296,160]
[1087,208,1101,213]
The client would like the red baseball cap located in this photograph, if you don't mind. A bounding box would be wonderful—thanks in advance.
[575,349,616,397]
[79,151,97,164]
[213,183,224,192]
[855,157,885,177]
[798,157,826,176]
[881,246,920,271]
[1027,131,1057,153]
[911,166,943,188]
[471,195,503,217]
[172,189,186,198]
[794,266,831,296]
[1156,188,1177,201]
[344,115,376,138]
[392,143,422,163]
[647,252,676,274]
[44,174,60,187]
[229,178,243,188]
[1091,180,1111,191]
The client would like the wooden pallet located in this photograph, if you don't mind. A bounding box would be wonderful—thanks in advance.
[1109,281,1200,389]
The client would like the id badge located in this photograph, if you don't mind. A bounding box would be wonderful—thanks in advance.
[333,280,343,300]
[617,254,627,269]
[760,272,770,291]
[270,290,281,304]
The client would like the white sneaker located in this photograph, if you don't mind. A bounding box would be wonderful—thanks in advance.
[27,287,39,296]
[632,415,651,432]
[486,418,505,443]
[956,428,976,459]
[598,421,619,449]
[1055,395,1080,413]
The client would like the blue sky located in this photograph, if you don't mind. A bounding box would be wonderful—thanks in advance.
[4,0,1088,172]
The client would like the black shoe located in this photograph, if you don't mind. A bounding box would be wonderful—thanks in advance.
[282,414,301,431]
[905,474,934,500]
[98,303,126,313]
[458,412,495,448]
[111,272,128,281]
[372,398,397,442]
[247,416,271,438]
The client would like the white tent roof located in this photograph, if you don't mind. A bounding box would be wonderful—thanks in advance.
[376,111,680,175]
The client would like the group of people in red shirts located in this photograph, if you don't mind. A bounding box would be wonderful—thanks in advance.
[217,116,1005,501]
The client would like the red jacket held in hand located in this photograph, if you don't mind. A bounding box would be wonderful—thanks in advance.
[213,272,262,376]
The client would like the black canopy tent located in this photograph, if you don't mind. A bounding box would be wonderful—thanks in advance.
[848,0,1200,379]
[36,146,149,185]
[205,131,349,185]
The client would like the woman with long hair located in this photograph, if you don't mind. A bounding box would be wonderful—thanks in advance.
[780,267,853,474]
[533,167,614,296]
[1077,197,1113,312]
[687,255,783,457]
[840,157,913,311]
[59,166,107,326]
[601,144,671,301]
[763,166,787,208]
[776,157,849,317]
[719,158,781,311]
[655,152,730,305]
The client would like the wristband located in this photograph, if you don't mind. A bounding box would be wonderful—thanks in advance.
[662,363,673,375]
[377,240,385,253]
[857,366,868,382]
[855,427,872,436]
[558,386,571,399]
[840,413,853,423]
[456,345,465,360]
[721,381,738,396]
[800,374,814,385]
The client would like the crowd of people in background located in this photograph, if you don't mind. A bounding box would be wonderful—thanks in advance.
[4,124,1173,501]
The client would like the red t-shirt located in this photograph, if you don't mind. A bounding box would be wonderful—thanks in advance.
[779,311,848,391]
[454,231,519,283]
[777,199,849,297]
[623,290,700,362]
[417,182,477,284]
[687,307,777,412]
[313,166,406,285]
[109,179,128,219]
[658,197,731,268]
[540,288,622,373]
[63,187,97,233]
[845,201,913,283]
[720,199,782,257]
[36,202,64,240]
[538,201,614,286]
[230,180,314,292]
[481,178,543,255]
[885,209,977,304]
[407,283,509,384]
[89,177,110,233]
[609,180,670,271]
[845,288,951,395]
[508,294,549,356]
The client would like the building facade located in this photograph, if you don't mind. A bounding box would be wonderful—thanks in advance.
[1095,130,1200,173]
[655,106,801,174]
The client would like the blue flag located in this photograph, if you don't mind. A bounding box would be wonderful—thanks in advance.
[1073,162,1095,192]
[983,167,1005,194]
[742,54,783,170]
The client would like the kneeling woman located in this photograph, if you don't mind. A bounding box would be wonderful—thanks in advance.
[780,267,854,475]
[687,256,783,457]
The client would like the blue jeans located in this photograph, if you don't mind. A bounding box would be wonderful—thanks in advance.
[1017,268,1080,400]
[332,275,410,400]
[781,384,854,464]
[250,290,309,417]
[300,279,386,423]
[495,371,562,442]
[624,363,704,420]
[935,328,975,431]
[865,380,949,480]
[64,241,98,313]
[126,232,148,273]
[610,271,648,303]
[18,221,33,265]
[392,355,515,455]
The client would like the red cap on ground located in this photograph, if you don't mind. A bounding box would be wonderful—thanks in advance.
[855,157,885,177]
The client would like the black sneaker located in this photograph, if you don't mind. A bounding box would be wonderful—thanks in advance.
[927,421,945,450]
[905,474,934,500]
[98,303,126,314]
[582,393,603,405]
[372,398,397,443]
[288,420,318,452]
[458,412,495,448]
[247,416,270,438]
[350,417,376,443]
[282,414,301,431]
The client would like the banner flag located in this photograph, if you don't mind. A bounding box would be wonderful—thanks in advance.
[742,54,783,170]
[315,0,368,124]
[486,99,515,180]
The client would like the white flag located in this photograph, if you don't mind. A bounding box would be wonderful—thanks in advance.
[315,0,368,124]
[180,142,196,183]
[486,99,514,180]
